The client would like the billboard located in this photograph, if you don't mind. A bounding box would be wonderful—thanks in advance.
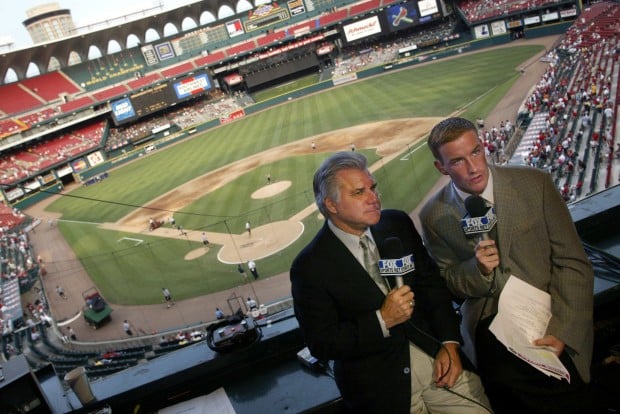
[417,0,439,17]
[474,24,490,39]
[172,73,212,100]
[111,98,136,123]
[226,19,245,38]
[155,41,176,61]
[111,71,213,125]
[343,15,382,43]
[383,3,418,32]
[491,21,507,35]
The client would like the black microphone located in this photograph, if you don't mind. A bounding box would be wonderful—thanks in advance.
[378,237,415,288]
[462,195,496,240]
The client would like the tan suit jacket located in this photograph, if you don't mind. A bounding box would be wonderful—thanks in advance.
[419,165,594,382]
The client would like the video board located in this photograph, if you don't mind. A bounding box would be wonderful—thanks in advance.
[378,1,444,36]
[111,71,212,125]
[383,2,419,32]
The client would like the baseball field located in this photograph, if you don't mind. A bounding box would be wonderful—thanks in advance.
[37,44,544,307]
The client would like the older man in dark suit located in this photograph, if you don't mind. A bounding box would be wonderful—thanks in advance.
[419,117,595,413]
[291,151,489,413]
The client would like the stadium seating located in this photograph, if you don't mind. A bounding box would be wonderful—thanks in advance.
[0,83,44,115]
[457,0,570,23]
[349,0,381,17]
[0,118,28,138]
[126,72,164,90]
[227,41,258,57]
[318,9,348,26]
[0,203,26,230]
[17,108,57,127]
[193,51,226,67]
[161,61,196,79]
[57,96,96,114]
[92,84,131,102]
[20,72,82,103]
[256,31,287,47]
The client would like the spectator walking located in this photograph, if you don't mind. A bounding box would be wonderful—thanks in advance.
[162,288,173,308]
[246,297,258,311]
[55,285,67,300]
[123,320,133,336]
[67,326,76,341]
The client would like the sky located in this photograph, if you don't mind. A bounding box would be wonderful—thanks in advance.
[0,0,201,50]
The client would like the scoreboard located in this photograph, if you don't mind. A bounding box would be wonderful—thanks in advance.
[111,72,212,125]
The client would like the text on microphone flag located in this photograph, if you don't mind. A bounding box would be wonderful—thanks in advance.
[378,254,415,275]
[461,207,497,235]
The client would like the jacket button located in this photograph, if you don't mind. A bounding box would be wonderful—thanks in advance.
[403,367,410,374]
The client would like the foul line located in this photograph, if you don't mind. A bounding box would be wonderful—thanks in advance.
[400,142,427,161]
[118,237,144,246]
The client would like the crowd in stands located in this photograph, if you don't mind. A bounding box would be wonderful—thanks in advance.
[0,204,27,229]
[1,224,40,337]
[105,89,248,151]
[488,2,619,201]
[0,121,106,185]
[457,0,573,23]
[334,18,458,76]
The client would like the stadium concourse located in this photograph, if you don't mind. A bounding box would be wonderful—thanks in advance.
[20,34,562,345]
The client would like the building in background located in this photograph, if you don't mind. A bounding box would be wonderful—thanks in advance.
[23,2,76,45]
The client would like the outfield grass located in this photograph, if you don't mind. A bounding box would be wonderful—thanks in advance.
[252,74,321,102]
[48,45,543,305]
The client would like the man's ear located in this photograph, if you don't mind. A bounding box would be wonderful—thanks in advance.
[434,160,449,175]
[325,197,337,214]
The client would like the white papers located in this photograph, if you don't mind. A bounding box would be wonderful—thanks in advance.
[489,275,570,382]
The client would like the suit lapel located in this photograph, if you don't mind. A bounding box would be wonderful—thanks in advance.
[443,184,478,250]
[490,167,514,264]
[322,224,387,297]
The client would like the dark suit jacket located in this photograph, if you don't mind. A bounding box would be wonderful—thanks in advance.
[290,209,462,413]
[419,165,594,383]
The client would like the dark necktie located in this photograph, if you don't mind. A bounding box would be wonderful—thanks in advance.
[360,234,389,295]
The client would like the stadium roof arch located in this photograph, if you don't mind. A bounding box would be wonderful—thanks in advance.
[1,0,248,83]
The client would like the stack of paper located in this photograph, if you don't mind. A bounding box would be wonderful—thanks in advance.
[489,275,570,382]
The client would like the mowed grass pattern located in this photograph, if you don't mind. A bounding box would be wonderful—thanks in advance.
[47,46,542,304]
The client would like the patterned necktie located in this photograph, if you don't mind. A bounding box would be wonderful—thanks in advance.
[485,200,499,245]
[360,234,389,295]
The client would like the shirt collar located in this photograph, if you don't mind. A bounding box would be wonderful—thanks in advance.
[452,167,495,206]
[328,220,376,251]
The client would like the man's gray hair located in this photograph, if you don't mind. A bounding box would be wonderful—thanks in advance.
[313,151,369,218]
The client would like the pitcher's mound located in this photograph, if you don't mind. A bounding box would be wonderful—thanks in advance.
[218,220,304,263]
[252,181,291,199]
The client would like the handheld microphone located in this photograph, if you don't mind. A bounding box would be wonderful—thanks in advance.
[462,195,497,240]
[378,237,415,288]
